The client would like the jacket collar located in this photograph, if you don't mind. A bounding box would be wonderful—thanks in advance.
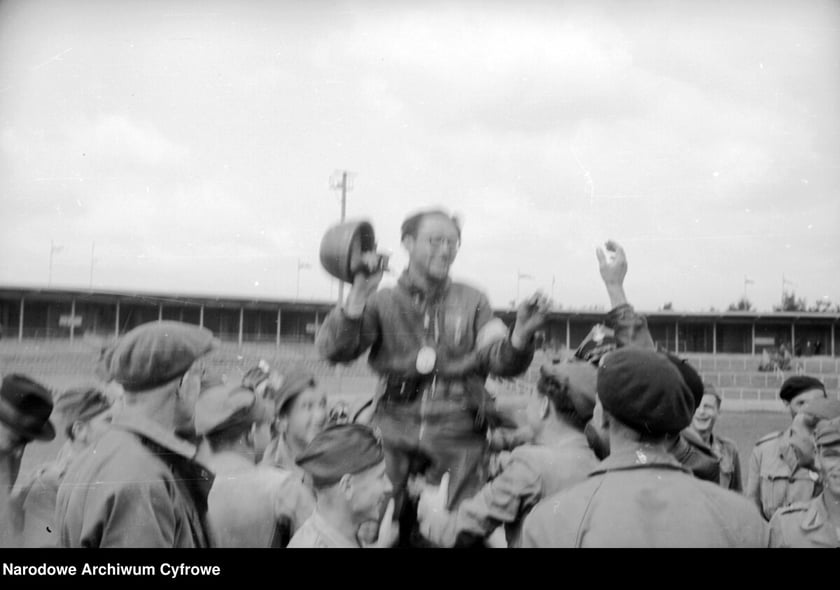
[398,270,451,305]
[590,445,690,477]
[799,495,840,546]
[111,412,199,464]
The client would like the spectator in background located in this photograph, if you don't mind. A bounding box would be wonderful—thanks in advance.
[746,375,827,520]
[260,370,328,485]
[0,374,56,547]
[686,383,742,492]
[769,400,840,547]
[196,382,313,547]
[11,385,113,547]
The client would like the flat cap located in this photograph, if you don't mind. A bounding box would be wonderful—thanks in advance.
[53,385,112,430]
[296,424,384,488]
[194,382,273,436]
[539,360,597,422]
[815,417,840,447]
[597,347,695,435]
[779,375,825,402]
[0,374,56,441]
[107,321,217,392]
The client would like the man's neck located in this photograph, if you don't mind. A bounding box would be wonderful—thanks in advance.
[405,265,447,296]
[535,419,583,446]
[693,426,713,446]
[316,500,361,547]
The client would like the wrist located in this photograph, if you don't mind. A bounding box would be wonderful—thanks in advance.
[511,328,532,351]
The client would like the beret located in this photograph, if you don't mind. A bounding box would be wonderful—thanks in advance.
[53,385,112,430]
[574,324,617,365]
[597,347,695,435]
[0,373,56,442]
[664,353,704,409]
[539,360,597,422]
[107,321,217,392]
[194,382,273,437]
[815,416,840,447]
[296,424,385,488]
[779,375,825,402]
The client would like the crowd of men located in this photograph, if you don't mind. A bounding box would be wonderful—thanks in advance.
[1,208,838,548]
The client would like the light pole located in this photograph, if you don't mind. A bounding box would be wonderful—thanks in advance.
[743,275,754,302]
[49,240,63,287]
[297,259,311,300]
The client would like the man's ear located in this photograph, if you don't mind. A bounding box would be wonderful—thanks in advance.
[339,474,353,499]
[70,420,86,443]
[540,396,550,419]
[402,235,415,255]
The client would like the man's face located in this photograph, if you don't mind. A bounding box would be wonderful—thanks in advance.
[786,388,826,419]
[348,460,393,523]
[817,442,840,497]
[691,394,720,435]
[404,214,460,281]
[0,422,27,454]
[285,386,328,448]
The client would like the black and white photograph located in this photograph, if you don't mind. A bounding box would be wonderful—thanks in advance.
[1,0,839,560]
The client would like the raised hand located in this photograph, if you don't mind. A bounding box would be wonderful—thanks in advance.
[596,240,627,287]
[512,292,551,348]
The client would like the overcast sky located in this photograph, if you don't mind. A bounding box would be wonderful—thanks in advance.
[1,0,838,312]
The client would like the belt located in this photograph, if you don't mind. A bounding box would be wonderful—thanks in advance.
[382,375,435,403]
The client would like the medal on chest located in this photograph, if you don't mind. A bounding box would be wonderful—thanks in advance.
[416,346,437,375]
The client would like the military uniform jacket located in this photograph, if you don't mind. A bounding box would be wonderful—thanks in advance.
[421,431,598,547]
[207,452,314,547]
[521,447,768,547]
[287,510,361,548]
[55,413,214,548]
[768,495,840,548]
[711,433,742,492]
[316,272,534,411]
[746,429,821,521]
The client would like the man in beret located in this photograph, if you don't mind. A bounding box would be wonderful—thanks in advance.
[197,382,314,547]
[55,320,218,547]
[590,240,720,483]
[0,374,56,547]
[11,385,113,547]
[414,359,598,547]
[288,423,395,548]
[316,208,548,546]
[745,374,827,520]
[521,347,767,547]
[686,383,742,491]
[769,401,840,547]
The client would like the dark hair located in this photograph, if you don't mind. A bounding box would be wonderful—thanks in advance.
[400,209,462,241]
[536,373,587,431]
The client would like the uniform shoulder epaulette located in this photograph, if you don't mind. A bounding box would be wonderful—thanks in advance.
[756,431,782,446]
[777,501,809,515]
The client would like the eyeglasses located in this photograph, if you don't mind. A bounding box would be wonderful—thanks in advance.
[424,236,460,251]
